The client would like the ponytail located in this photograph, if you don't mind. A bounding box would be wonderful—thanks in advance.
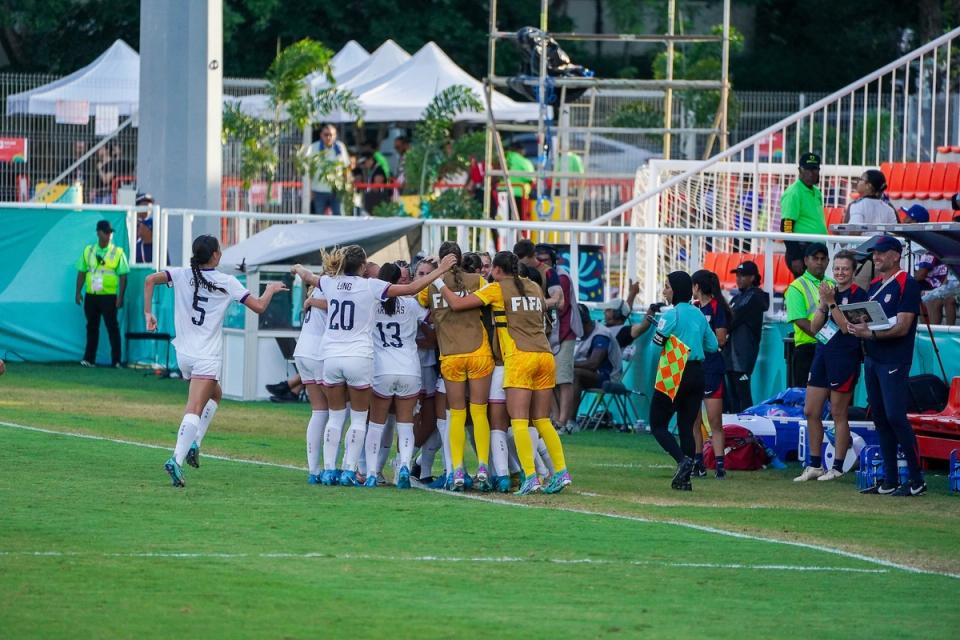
[322,245,366,277]
[492,250,523,292]
[377,263,401,315]
[438,241,464,291]
[189,235,226,310]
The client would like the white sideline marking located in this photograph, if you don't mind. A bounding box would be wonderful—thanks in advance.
[0,550,888,573]
[2,420,957,581]
[586,462,676,470]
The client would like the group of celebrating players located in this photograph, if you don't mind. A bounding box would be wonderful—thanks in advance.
[145,235,572,496]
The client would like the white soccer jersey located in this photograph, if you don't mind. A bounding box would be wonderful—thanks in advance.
[372,296,428,376]
[317,275,391,360]
[166,267,249,360]
[293,287,328,360]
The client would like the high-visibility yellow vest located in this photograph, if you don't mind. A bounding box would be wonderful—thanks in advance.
[80,243,125,295]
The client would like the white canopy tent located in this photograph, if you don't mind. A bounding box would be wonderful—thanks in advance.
[6,39,140,117]
[328,42,539,123]
[219,216,421,271]
[228,40,371,119]
[338,40,410,91]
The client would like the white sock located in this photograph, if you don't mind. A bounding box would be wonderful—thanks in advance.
[506,427,522,474]
[378,415,396,471]
[397,422,415,468]
[365,421,385,476]
[490,429,509,477]
[323,409,347,470]
[419,430,441,479]
[537,437,555,475]
[342,409,368,472]
[438,417,452,474]
[195,400,218,446]
[173,414,200,465]
[528,426,550,476]
[306,410,328,476]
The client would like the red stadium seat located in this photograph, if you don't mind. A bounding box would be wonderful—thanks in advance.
[911,163,934,199]
[773,255,792,293]
[824,207,844,232]
[897,163,923,200]
[703,252,721,275]
[935,163,960,199]
[931,209,954,223]
[918,163,947,200]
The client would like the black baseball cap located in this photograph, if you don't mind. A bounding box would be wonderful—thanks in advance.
[799,152,821,170]
[804,242,828,258]
[730,260,759,276]
[96,220,113,233]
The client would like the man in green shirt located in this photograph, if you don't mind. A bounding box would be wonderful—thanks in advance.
[497,142,535,220]
[75,220,130,367]
[784,242,831,387]
[781,152,826,277]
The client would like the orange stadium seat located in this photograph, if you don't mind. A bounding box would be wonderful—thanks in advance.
[935,163,960,199]
[703,252,721,275]
[824,207,844,231]
[773,255,793,293]
[918,163,947,199]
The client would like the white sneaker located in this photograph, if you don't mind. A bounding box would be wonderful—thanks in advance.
[817,468,844,482]
[793,466,826,482]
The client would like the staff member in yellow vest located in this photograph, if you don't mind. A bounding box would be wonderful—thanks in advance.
[75,219,130,368]
[784,242,831,387]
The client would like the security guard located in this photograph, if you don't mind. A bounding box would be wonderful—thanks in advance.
[784,242,832,387]
[75,219,129,367]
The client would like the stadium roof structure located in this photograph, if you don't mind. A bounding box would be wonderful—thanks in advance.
[6,39,140,117]
[219,216,422,270]
[327,41,539,123]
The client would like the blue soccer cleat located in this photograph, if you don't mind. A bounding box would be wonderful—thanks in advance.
[363,475,378,487]
[463,471,474,491]
[308,473,322,485]
[475,464,493,492]
[185,442,201,469]
[339,470,360,486]
[397,465,411,489]
[332,469,343,484]
[427,474,447,489]
[543,469,572,494]
[451,467,466,492]
[320,470,337,486]
[496,475,511,493]
[164,457,185,487]
[515,475,542,496]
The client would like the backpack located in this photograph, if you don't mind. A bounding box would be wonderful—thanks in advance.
[703,425,770,471]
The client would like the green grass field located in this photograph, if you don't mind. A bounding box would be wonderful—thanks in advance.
[1,363,958,638]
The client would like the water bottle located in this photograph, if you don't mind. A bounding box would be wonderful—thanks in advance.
[765,444,787,469]
[291,273,303,328]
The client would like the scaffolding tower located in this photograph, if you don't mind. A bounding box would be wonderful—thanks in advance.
[483,0,733,226]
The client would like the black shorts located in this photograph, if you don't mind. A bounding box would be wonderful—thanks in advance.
[704,370,725,399]
[808,346,860,393]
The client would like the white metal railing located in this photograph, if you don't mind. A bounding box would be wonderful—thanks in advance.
[593,26,960,229]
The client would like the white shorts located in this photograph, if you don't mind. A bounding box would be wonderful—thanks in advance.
[322,356,373,388]
[177,354,221,381]
[436,376,446,395]
[295,356,324,385]
[489,365,506,403]
[374,374,422,399]
[421,365,438,397]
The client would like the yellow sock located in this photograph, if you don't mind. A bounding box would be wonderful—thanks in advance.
[533,418,567,471]
[449,408,467,468]
[510,419,536,477]
[469,403,491,466]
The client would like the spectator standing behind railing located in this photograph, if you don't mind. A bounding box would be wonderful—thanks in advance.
[306,124,350,215]
[903,205,960,325]
[723,260,769,412]
[784,243,831,388]
[844,170,897,225]
[780,152,826,278]
[135,192,155,263]
[75,220,130,368]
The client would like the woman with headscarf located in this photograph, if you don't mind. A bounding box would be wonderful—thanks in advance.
[648,271,719,491]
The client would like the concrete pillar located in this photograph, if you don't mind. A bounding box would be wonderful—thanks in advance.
[137,0,222,265]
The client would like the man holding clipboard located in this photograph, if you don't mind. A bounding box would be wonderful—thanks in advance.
[846,236,927,496]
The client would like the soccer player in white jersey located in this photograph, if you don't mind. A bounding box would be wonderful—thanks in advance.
[367,263,429,488]
[291,245,455,486]
[144,235,287,487]
[294,284,329,484]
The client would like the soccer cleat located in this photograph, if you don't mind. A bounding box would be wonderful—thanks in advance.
[876,483,900,495]
[320,470,337,486]
[890,481,927,497]
[463,471,474,491]
[339,470,360,487]
[817,468,844,482]
[356,471,367,485]
[452,467,466,492]
[376,472,388,486]
[411,462,421,478]
[363,475,378,487]
[515,475,542,495]
[307,474,322,485]
[185,442,200,469]
[427,474,447,489]
[444,471,455,491]
[715,467,726,480]
[397,465,411,489]
[496,475,511,493]
[543,469,572,494]
[793,466,826,482]
[671,457,694,490]
[79,359,95,368]
[475,464,492,492]
[692,461,707,478]
[332,469,343,484]
[164,457,185,487]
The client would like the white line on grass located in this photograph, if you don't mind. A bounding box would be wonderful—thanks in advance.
[2,420,957,581]
[0,550,889,574]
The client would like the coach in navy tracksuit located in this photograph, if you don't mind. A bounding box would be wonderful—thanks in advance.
[847,236,926,496]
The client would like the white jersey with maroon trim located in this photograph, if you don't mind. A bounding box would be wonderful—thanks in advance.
[166,267,249,360]
[293,286,327,360]
[318,274,391,360]
[372,295,427,376]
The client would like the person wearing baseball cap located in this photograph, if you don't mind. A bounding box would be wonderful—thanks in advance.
[899,204,930,224]
[846,235,926,496]
[784,242,831,388]
[724,260,770,411]
[75,219,130,367]
[780,151,827,277]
